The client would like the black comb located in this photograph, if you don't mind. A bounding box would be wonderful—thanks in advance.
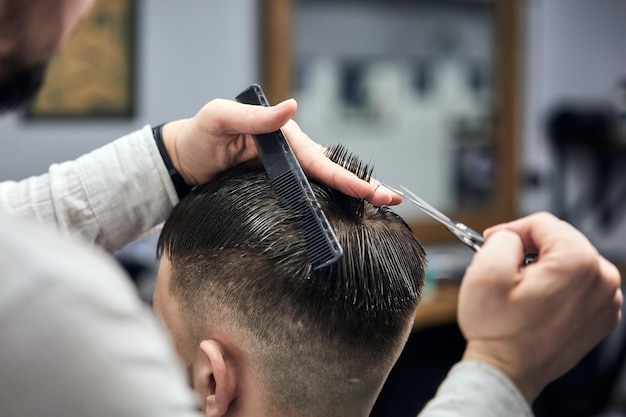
[236,84,343,269]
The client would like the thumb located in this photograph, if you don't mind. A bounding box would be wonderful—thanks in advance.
[464,229,526,294]
[198,98,297,136]
[458,229,526,338]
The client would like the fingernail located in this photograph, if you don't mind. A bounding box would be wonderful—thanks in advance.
[377,188,394,204]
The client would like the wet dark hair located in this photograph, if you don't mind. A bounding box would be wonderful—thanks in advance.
[157,145,427,414]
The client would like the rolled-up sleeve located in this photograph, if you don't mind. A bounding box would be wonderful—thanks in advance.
[0,125,179,252]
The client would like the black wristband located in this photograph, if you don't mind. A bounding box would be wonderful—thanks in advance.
[152,124,193,200]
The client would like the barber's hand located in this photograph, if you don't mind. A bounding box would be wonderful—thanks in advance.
[458,212,623,403]
[159,98,400,206]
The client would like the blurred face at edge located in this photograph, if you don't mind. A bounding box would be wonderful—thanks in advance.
[0,0,94,113]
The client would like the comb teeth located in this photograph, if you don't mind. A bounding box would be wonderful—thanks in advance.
[272,170,342,269]
[236,83,343,269]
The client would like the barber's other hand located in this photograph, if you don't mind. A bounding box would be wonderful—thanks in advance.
[458,212,623,403]
[159,98,399,206]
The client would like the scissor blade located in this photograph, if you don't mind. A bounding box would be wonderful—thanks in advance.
[399,185,457,229]
[399,185,488,253]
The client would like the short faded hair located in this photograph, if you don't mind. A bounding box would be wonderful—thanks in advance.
[157,146,426,416]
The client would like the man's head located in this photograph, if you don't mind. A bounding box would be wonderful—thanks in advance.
[154,147,426,417]
[0,0,94,112]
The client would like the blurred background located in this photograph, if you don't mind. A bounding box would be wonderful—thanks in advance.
[2,0,626,415]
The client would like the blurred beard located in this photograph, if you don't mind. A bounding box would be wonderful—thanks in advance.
[0,64,47,114]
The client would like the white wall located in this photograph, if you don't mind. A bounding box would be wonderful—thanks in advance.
[0,0,258,181]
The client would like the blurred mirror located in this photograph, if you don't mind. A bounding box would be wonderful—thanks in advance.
[261,0,519,244]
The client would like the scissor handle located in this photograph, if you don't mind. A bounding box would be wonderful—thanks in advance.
[447,226,483,252]
[448,226,538,265]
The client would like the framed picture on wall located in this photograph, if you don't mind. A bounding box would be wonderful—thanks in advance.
[25,0,136,119]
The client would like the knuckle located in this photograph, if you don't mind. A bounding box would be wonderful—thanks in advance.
[197,100,220,122]
[202,98,221,112]
[577,250,600,273]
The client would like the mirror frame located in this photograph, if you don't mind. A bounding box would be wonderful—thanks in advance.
[260,0,520,245]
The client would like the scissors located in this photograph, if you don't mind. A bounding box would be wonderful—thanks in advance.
[396,185,537,264]
[398,185,484,252]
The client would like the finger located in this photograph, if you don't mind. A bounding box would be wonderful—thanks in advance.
[200,98,297,135]
[586,256,623,340]
[483,221,539,255]
[483,212,559,244]
[484,212,589,257]
[203,98,398,205]
[600,257,623,332]
[600,255,622,288]
[465,229,526,291]
[458,230,525,335]
[282,121,398,206]
[369,179,404,205]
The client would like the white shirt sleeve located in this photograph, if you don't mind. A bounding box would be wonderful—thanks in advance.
[418,361,534,417]
[0,125,179,252]
[0,212,200,417]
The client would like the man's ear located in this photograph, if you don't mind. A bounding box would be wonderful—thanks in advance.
[192,339,237,417]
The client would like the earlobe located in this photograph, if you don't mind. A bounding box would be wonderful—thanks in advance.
[197,339,237,417]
